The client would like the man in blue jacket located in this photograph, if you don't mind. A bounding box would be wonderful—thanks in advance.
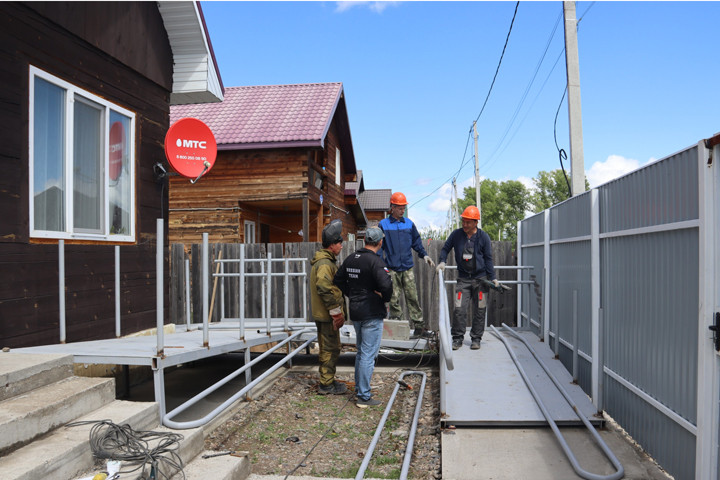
[378,192,435,339]
[436,206,498,350]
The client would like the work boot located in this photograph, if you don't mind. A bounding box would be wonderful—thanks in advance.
[356,397,382,408]
[411,327,433,339]
[471,339,481,350]
[452,339,462,350]
[317,380,348,395]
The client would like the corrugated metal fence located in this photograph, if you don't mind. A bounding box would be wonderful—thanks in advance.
[518,141,720,480]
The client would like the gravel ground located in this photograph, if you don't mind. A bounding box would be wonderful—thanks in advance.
[206,365,441,480]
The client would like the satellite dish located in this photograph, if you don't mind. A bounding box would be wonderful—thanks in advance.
[164,118,217,183]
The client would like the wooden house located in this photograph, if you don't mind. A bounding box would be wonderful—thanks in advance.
[168,83,367,246]
[359,187,392,228]
[0,2,223,348]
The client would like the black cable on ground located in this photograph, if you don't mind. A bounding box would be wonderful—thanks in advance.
[283,394,354,480]
[66,420,185,480]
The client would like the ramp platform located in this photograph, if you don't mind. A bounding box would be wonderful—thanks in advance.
[443,330,602,427]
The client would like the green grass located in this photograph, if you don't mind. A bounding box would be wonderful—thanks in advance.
[365,467,402,479]
[372,454,401,466]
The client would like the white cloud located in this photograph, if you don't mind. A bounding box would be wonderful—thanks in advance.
[415,177,432,186]
[517,175,535,191]
[427,197,450,212]
[335,1,399,13]
[586,155,649,188]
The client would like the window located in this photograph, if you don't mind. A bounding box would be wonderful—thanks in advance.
[335,148,341,186]
[29,66,135,241]
[244,220,256,244]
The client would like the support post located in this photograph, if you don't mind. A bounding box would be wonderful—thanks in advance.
[266,252,273,335]
[563,1,585,196]
[115,245,121,338]
[473,121,482,228]
[202,232,209,347]
[239,243,246,340]
[156,219,164,356]
[244,347,252,401]
[59,240,66,344]
[302,196,310,243]
[185,258,191,328]
[153,367,166,419]
[591,188,601,409]
[284,258,289,331]
[543,210,551,344]
[516,220,522,328]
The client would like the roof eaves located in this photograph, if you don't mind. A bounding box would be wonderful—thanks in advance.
[196,1,224,95]
[217,140,324,151]
[318,84,344,150]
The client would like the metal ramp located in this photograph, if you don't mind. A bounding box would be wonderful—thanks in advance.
[442,329,602,427]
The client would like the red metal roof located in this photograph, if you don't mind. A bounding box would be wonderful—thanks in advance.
[170,83,343,150]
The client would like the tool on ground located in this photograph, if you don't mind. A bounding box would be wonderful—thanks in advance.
[397,380,413,390]
[202,450,249,459]
[480,278,511,293]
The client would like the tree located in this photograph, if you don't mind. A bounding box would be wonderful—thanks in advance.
[530,169,590,213]
[458,179,528,244]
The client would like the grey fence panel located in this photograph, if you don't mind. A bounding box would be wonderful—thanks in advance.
[551,240,592,394]
[599,146,698,233]
[602,228,699,479]
[519,245,544,335]
[551,193,591,240]
[522,212,544,245]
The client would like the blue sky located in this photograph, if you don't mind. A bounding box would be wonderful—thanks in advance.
[201,1,720,229]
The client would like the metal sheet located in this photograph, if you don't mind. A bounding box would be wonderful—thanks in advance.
[520,246,544,328]
[522,212,545,245]
[550,192,591,240]
[442,331,600,426]
[599,146,698,234]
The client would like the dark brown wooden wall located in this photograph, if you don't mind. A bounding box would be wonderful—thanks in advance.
[323,121,359,237]
[0,3,172,348]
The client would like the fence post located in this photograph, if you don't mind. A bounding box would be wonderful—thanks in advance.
[239,243,245,340]
[202,233,209,347]
[156,219,164,356]
[266,251,273,334]
[516,220,522,328]
[115,245,121,338]
[543,209,551,344]
[185,258,191,328]
[59,240,65,344]
[591,188,601,409]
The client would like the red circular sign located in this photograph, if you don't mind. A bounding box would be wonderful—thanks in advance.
[164,118,217,179]
[109,121,125,181]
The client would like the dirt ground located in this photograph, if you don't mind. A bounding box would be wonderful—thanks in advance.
[205,361,441,480]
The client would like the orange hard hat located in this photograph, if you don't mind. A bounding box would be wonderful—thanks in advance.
[390,192,408,206]
[461,206,481,220]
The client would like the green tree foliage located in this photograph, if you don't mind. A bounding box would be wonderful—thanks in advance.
[419,225,451,241]
[458,179,528,243]
[530,169,590,213]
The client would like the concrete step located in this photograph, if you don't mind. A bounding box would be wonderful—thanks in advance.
[170,451,251,480]
[0,375,116,454]
[0,352,74,402]
[119,426,205,480]
[0,399,159,480]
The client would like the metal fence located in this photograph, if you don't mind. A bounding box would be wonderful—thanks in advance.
[518,141,720,480]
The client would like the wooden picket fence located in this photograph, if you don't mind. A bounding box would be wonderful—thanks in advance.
[170,240,518,331]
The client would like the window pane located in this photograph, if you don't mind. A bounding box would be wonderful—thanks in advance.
[33,77,66,232]
[109,111,131,236]
[73,97,103,232]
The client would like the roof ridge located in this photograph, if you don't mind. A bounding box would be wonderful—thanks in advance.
[225,82,342,90]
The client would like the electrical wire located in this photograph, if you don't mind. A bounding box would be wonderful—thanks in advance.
[553,86,572,197]
[66,420,185,480]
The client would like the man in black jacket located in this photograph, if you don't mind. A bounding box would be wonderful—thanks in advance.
[334,227,393,408]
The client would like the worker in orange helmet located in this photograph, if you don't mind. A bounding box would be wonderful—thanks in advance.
[436,206,498,351]
[378,192,435,339]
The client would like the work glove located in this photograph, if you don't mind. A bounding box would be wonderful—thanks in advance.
[493,279,500,288]
[436,262,446,273]
[329,306,345,330]
[424,256,436,268]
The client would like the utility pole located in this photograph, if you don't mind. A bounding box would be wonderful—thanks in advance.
[452,177,459,229]
[473,121,482,228]
[563,1,585,196]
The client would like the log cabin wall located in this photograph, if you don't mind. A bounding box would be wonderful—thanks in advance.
[365,211,387,222]
[0,2,173,348]
[322,120,359,237]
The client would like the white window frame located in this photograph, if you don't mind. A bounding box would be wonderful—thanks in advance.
[244,220,256,244]
[29,66,136,242]
[335,147,341,186]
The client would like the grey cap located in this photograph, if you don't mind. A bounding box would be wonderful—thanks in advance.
[365,227,384,243]
[322,220,343,247]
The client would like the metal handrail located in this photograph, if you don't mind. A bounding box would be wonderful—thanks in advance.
[355,371,428,480]
[163,328,317,429]
[490,324,624,480]
[436,270,454,371]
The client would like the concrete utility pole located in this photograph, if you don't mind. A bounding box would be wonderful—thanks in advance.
[473,121,482,228]
[452,177,460,229]
[563,1,585,196]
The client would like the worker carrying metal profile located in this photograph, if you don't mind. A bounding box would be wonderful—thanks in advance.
[334,227,393,408]
[436,206,498,351]
[310,220,348,395]
[378,192,436,339]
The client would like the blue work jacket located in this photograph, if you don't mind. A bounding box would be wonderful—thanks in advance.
[378,216,428,272]
[439,228,496,280]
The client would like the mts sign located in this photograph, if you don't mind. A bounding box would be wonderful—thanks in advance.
[164,118,217,179]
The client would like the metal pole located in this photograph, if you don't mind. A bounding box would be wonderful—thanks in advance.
[572,289,578,383]
[202,232,209,347]
[239,243,245,340]
[516,220,522,328]
[59,240,66,344]
[473,121,482,228]
[156,219,164,356]
[266,252,272,335]
[302,260,307,321]
[590,188,601,408]
[563,1,585,196]
[220,255,225,322]
[597,307,604,413]
[185,258,191,328]
[244,347,252,400]
[284,258,289,331]
[115,245,121,337]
